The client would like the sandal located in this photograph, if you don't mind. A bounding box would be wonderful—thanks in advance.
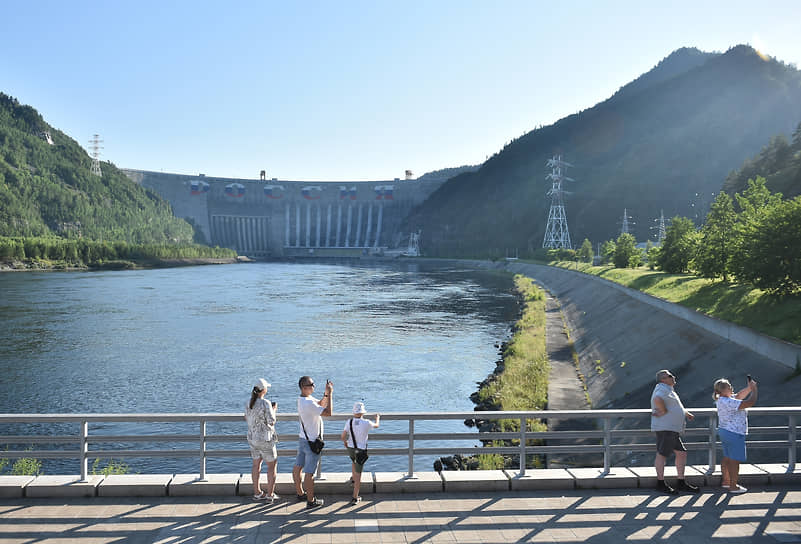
[252,491,268,500]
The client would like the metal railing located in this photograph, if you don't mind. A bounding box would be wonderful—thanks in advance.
[0,407,798,480]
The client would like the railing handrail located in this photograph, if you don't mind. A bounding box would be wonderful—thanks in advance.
[2,406,800,422]
[1,408,798,481]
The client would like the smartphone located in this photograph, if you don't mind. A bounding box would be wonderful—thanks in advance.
[271,401,277,408]
[746,374,753,382]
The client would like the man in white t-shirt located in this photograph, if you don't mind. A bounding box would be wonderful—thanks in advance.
[293,376,333,509]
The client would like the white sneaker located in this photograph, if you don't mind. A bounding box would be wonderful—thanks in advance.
[730,485,747,494]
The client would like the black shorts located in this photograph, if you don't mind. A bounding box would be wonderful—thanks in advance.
[655,431,687,457]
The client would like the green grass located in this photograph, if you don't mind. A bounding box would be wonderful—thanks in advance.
[551,262,801,345]
[475,275,549,469]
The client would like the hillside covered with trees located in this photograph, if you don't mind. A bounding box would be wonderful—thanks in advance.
[0,93,197,243]
[405,45,801,257]
[722,122,801,198]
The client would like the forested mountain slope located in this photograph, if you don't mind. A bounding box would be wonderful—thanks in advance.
[723,122,801,198]
[405,45,801,257]
[0,93,196,243]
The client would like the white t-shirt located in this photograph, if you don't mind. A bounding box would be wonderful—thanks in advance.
[298,396,325,440]
[343,417,376,448]
[716,395,748,435]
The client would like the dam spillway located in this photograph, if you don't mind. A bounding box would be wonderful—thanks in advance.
[122,169,445,257]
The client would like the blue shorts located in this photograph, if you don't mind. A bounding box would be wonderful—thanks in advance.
[718,428,747,462]
[294,439,321,474]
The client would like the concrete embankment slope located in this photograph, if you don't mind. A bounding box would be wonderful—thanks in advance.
[468,261,801,411]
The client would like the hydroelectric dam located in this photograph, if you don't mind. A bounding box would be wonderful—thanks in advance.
[123,169,447,257]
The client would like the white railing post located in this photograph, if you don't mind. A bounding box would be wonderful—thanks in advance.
[519,416,526,476]
[708,414,717,473]
[603,418,611,473]
[408,419,415,478]
[199,419,207,481]
[80,420,88,481]
[789,414,796,469]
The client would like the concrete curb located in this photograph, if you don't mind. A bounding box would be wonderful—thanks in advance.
[3,466,798,498]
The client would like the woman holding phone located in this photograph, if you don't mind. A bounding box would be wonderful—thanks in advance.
[713,375,758,494]
[245,378,279,501]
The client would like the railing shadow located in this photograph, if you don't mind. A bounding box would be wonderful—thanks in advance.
[1,487,799,543]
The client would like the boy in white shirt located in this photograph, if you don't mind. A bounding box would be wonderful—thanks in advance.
[341,402,380,504]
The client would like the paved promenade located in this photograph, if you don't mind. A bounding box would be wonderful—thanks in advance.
[2,485,800,544]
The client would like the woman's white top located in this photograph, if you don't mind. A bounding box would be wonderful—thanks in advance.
[716,395,748,435]
[245,397,276,444]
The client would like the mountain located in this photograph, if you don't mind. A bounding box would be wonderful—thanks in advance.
[0,93,196,243]
[722,122,801,198]
[405,45,801,257]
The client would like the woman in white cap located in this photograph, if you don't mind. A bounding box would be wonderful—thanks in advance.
[341,401,380,504]
[245,378,279,501]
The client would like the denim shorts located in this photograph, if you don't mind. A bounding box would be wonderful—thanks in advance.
[718,428,747,462]
[294,438,321,474]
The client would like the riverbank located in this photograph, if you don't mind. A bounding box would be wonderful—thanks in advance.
[445,275,549,471]
[0,256,240,272]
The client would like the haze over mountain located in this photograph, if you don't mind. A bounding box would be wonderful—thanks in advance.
[405,45,801,257]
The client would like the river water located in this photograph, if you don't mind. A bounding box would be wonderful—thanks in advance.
[0,261,517,474]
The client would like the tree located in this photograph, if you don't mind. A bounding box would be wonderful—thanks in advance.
[577,238,594,263]
[737,196,801,295]
[599,240,615,265]
[696,192,736,281]
[731,177,783,282]
[613,233,638,268]
[657,216,698,273]
[646,242,660,270]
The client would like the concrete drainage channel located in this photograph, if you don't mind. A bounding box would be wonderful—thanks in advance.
[2,465,798,498]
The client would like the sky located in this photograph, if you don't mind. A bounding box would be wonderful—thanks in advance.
[3,1,801,182]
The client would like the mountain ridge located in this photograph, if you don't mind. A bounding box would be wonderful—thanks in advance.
[405,45,801,257]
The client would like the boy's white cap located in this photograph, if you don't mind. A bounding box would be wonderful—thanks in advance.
[352,402,367,414]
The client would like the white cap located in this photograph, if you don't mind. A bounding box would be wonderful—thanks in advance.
[254,378,271,391]
[352,402,367,414]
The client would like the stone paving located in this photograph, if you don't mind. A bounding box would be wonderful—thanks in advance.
[1,486,800,543]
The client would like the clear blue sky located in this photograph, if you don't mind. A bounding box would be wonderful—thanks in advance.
[3,1,800,181]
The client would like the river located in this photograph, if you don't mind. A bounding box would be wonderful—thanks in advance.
[0,260,517,474]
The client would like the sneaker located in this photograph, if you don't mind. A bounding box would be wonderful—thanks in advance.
[306,498,324,509]
[657,481,678,495]
[296,493,307,502]
[350,496,362,505]
[721,484,730,489]
[252,491,268,500]
[676,480,700,493]
[729,485,748,494]
[268,493,280,502]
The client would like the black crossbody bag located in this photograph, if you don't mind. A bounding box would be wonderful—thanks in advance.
[301,417,325,454]
[349,418,369,464]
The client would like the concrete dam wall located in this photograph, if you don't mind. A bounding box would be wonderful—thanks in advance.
[123,169,446,257]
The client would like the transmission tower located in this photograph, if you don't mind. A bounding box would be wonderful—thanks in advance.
[88,134,103,177]
[542,155,574,249]
[650,209,666,244]
[619,208,635,236]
